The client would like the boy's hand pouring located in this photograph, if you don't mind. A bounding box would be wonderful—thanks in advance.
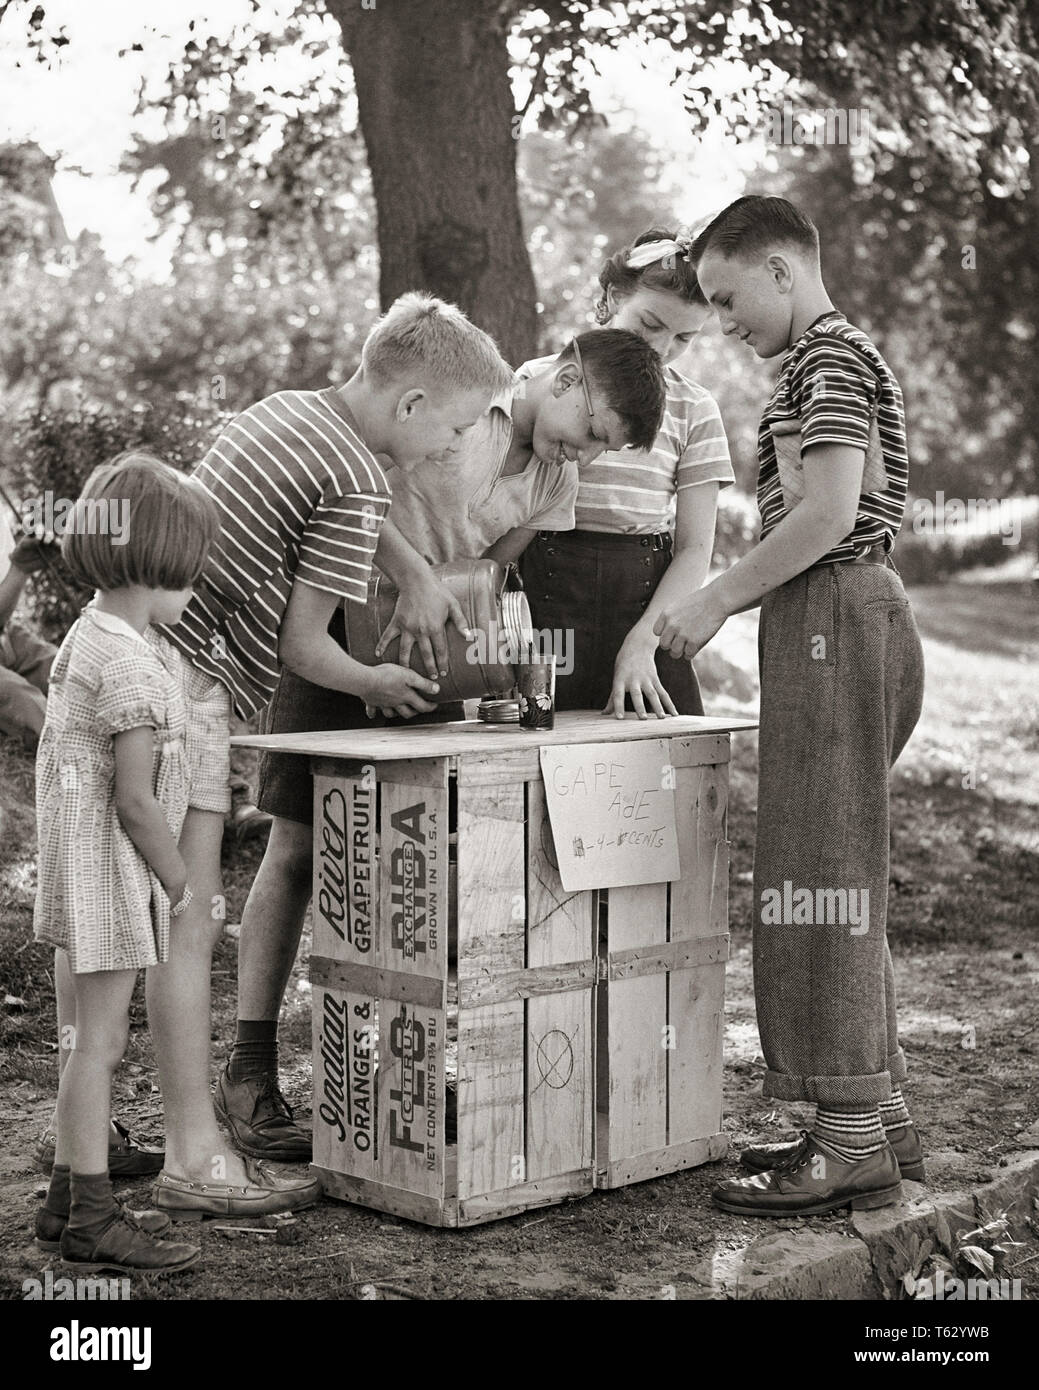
[375,571,474,680]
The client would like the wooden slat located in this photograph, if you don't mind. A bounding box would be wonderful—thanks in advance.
[525,779,595,1183]
[375,997,445,1199]
[374,779,448,1198]
[457,748,539,785]
[311,985,379,1183]
[603,883,669,1163]
[598,1132,728,1189]
[456,782,526,1199]
[311,769,378,963]
[232,711,756,761]
[667,760,729,1147]
[669,763,729,942]
[607,934,728,980]
[667,963,726,1145]
[457,1169,594,1226]
[378,779,449,981]
[315,1168,449,1227]
[312,955,445,1011]
[458,957,596,1008]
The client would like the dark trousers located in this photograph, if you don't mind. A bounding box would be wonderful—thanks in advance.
[520,530,704,714]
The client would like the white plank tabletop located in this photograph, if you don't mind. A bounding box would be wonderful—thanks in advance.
[231,709,758,761]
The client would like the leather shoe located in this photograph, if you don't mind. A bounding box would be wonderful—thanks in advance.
[34,1120,165,1177]
[215,1066,312,1161]
[36,1201,171,1253]
[59,1209,200,1274]
[741,1122,925,1182]
[152,1155,321,1220]
[712,1132,903,1216]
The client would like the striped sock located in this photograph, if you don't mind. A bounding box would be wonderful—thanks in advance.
[812,1106,887,1161]
[878,1087,911,1131]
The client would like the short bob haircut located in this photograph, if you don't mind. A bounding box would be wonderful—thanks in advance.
[62,452,220,593]
[690,195,821,265]
[597,225,706,310]
[361,291,513,397]
[556,328,667,453]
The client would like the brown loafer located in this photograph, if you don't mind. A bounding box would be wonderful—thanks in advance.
[59,1210,200,1274]
[34,1120,165,1177]
[36,1201,171,1253]
[741,1122,925,1183]
[152,1156,321,1221]
[712,1132,903,1217]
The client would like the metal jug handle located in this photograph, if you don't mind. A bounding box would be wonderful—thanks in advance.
[499,561,524,597]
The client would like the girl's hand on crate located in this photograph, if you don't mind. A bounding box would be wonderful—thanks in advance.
[604,628,678,720]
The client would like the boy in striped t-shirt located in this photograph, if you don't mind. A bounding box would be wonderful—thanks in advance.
[146,295,512,1217]
[655,197,925,1217]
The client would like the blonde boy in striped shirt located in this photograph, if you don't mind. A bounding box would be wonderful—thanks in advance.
[147,295,512,1218]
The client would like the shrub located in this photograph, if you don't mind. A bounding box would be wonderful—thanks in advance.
[2,402,228,642]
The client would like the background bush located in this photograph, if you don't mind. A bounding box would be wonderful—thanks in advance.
[2,401,227,641]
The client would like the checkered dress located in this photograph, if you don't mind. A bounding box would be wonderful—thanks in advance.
[33,606,189,973]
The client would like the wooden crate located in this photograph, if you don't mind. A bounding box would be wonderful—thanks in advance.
[309,750,596,1226]
[306,726,732,1226]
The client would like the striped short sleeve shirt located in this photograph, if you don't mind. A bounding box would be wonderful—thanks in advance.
[515,357,734,534]
[758,312,909,562]
[160,388,391,718]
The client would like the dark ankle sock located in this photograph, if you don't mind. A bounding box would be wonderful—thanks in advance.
[229,1020,278,1082]
[43,1163,71,1219]
[67,1171,119,1239]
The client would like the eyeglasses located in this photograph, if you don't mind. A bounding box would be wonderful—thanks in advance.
[570,337,595,420]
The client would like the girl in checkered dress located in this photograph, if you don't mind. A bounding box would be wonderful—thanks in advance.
[33,453,218,1273]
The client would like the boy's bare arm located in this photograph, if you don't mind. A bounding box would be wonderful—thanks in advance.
[655,443,864,656]
[483,526,538,568]
[374,518,473,678]
[113,727,190,905]
[279,575,439,714]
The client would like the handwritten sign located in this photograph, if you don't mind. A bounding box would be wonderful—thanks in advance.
[539,740,680,891]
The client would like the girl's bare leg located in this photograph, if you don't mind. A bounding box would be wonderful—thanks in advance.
[145,807,250,1184]
[54,968,137,1175]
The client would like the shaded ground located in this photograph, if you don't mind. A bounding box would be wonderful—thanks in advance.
[1,570,1037,1300]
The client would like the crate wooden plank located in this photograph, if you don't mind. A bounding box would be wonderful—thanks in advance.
[525,778,595,1183]
[599,1132,728,1189]
[602,882,669,1165]
[457,1169,594,1226]
[232,711,756,761]
[312,984,379,1183]
[667,760,729,1147]
[373,778,449,1198]
[456,782,526,1199]
[378,778,449,981]
[667,963,726,1145]
[312,769,378,963]
[374,997,446,1199]
[669,763,729,942]
[607,935,728,980]
[315,1168,449,1226]
[312,955,445,1010]
[456,748,540,785]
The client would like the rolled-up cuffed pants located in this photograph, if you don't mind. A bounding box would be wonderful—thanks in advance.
[752,558,925,1107]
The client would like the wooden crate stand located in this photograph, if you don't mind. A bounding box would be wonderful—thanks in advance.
[288,716,747,1226]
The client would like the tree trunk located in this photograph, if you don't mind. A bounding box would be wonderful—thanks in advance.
[326,0,537,365]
